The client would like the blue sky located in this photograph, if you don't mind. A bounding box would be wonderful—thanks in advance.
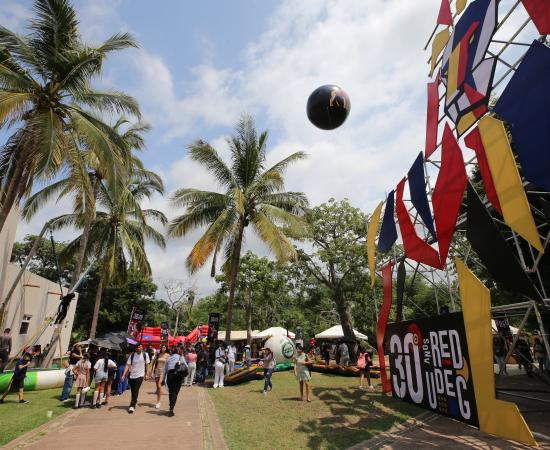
[0,0,536,297]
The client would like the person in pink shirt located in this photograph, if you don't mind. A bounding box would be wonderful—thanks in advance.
[185,347,197,386]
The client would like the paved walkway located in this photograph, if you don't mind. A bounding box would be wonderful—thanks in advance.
[5,380,227,450]
[350,412,550,450]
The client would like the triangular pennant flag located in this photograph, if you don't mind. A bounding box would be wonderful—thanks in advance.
[437,0,453,25]
[456,0,468,14]
[430,28,450,76]
[367,202,384,288]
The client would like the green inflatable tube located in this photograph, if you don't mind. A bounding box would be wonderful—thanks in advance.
[0,369,65,392]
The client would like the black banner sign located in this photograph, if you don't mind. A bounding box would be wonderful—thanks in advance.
[127,309,145,338]
[386,312,479,426]
[207,312,220,343]
[160,321,169,342]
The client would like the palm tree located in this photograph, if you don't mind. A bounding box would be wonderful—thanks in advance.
[51,172,166,338]
[0,0,140,233]
[169,115,309,341]
[21,119,152,289]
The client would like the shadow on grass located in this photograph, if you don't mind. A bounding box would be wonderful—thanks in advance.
[296,386,420,450]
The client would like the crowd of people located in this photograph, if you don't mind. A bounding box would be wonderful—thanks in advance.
[493,331,549,376]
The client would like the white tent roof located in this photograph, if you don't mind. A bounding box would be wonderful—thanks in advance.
[254,327,295,339]
[315,325,368,340]
[217,330,259,341]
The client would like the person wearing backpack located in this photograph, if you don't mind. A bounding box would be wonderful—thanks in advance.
[122,344,150,414]
[162,343,188,417]
[357,347,374,391]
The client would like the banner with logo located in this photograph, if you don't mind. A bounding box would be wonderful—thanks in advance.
[386,312,479,426]
[160,321,169,342]
[127,309,145,339]
[207,312,220,343]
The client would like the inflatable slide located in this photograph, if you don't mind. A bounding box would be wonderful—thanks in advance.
[0,368,65,392]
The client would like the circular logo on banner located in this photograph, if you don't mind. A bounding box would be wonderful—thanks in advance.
[282,341,295,359]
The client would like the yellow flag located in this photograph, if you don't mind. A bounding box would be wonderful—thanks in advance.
[478,116,544,252]
[430,27,450,77]
[456,258,537,446]
[456,0,467,15]
[367,202,383,288]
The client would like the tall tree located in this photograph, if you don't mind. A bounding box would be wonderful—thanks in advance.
[51,172,166,338]
[298,199,370,345]
[0,0,140,233]
[169,115,308,341]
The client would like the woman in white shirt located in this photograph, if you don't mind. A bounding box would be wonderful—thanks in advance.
[92,350,117,408]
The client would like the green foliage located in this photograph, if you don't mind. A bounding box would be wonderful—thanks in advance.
[298,198,373,339]
[72,268,170,340]
[10,234,74,285]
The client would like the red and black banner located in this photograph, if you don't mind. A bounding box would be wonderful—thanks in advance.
[207,312,220,343]
[128,309,145,339]
[386,312,479,426]
[160,321,169,342]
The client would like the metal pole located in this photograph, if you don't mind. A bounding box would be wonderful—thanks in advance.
[503,303,533,368]
[533,302,550,367]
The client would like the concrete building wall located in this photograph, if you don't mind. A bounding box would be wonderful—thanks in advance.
[3,264,77,357]
[0,208,78,357]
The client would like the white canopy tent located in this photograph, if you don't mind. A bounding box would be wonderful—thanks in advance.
[254,327,295,339]
[315,325,368,340]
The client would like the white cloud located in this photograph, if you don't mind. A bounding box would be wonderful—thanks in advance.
[0,1,31,32]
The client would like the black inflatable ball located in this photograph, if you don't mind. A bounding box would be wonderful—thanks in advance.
[306,84,351,130]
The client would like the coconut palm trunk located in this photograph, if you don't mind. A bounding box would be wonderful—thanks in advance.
[0,152,28,233]
[89,249,111,339]
[69,177,100,289]
[225,220,245,342]
[246,288,253,346]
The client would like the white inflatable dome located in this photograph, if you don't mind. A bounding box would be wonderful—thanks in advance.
[264,335,295,363]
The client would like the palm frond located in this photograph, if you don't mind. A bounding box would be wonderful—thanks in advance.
[21,177,71,220]
[72,89,141,118]
[0,91,34,128]
[97,32,138,53]
[186,209,237,272]
[188,140,236,189]
[251,211,296,263]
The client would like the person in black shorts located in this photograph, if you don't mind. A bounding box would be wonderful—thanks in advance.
[357,347,374,391]
[0,353,32,404]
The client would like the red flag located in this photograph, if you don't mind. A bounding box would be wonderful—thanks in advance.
[437,0,453,26]
[396,177,441,268]
[464,126,502,215]
[432,124,468,267]
[521,0,550,34]
[377,261,393,394]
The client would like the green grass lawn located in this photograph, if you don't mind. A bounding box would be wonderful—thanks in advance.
[208,371,422,450]
[0,387,73,446]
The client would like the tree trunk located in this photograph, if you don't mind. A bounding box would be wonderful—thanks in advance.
[89,252,110,339]
[174,310,180,336]
[334,289,357,360]
[246,288,252,345]
[69,177,99,290]
[225,220,245,343]
[0,153,27,234]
